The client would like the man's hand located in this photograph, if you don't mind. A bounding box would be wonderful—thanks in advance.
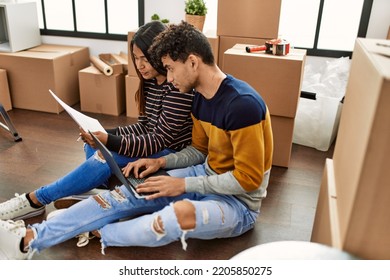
[122,157,166,178]
[122,157,185,200]
[137,176,186,200]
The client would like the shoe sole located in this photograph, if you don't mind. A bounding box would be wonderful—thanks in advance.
[13,207,46,220]
[53,198,82,209]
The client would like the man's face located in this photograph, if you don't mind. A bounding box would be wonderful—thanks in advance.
[162,55,196,93]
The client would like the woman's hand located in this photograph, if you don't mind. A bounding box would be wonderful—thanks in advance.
[78,128,108,148]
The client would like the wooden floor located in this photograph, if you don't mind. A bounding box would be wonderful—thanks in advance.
[0,107,334,260]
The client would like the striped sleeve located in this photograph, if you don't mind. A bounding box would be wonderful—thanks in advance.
[105,82,193,157]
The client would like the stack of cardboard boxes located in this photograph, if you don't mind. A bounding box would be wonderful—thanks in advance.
[223,45,306,167]
[216,0,282,68]
[311,38,390,259]
[218,0,306,167]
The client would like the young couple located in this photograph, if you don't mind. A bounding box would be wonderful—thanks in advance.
[0,21,273,260]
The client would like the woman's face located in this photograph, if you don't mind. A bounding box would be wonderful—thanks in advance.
[132,44,159,80]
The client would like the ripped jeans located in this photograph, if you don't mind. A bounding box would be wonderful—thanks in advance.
[29,164,259,254]
[34,144,175,205]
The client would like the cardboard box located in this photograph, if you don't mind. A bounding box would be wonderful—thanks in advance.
[311,158,342,248]
[79,66,125,116]
[0,44,90,113]
[387,26,390,39]
[218,36,269,68]
[98,53,127,75]
[203,30,219,64]
[217,0,281,39]
[331,38,390,259]
[125,75,140,118]
[270,115,295,168]
[223,44,306,118]
[127,29,138,77]
[0,69,12,111]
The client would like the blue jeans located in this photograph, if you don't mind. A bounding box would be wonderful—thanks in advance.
[34,144,175,205]
[29,164,259,254]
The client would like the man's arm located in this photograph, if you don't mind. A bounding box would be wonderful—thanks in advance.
[163,145,207,169]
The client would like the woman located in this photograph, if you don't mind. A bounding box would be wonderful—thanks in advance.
[0,21,194,221]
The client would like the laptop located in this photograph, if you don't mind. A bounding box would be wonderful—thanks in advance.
[89,132,168,199]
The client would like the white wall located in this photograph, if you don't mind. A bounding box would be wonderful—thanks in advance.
[366,0,390,39]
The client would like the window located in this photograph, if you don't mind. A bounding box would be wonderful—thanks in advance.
[279,0,373,57]
[33,0,372,57]
[33,0,143,41]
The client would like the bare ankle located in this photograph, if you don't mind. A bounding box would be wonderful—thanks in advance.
[23,229,35,250]
[28,192,43,207]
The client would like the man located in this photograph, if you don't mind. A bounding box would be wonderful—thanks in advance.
[0,21,273,259]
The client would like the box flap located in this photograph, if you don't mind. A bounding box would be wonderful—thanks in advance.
[358,38,390,79]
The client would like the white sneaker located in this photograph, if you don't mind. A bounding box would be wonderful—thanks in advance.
[54,189,106,209]
[0,193,45,220]
[0,219,29,260]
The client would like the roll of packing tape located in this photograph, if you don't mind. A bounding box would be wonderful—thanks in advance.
[90,56,113,76]
[265,39,290,56]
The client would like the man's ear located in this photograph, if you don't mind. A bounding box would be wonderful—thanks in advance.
[188,54,199,69]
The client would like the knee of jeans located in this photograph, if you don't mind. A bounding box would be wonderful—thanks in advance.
[173,200,197,230]
[150,200,196,236]
[92,188,126,210]
[93,151,106,163]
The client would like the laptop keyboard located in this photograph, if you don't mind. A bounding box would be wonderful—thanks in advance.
[127,175,145,187]
[127,175,157,196]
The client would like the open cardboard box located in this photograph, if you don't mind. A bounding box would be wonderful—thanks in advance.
[98,52,128,75]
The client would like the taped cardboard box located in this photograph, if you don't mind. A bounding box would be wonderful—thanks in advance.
[0,69,12,111]
[79,65,125,116]
[0,44,90,113]
[223,44,306,118]
[269,115,295,168]
[218,36,269,68]
[217,0,281,39]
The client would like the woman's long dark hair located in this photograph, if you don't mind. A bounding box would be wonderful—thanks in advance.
[130,21,167,115]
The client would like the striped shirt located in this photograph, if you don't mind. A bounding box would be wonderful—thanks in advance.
[105,79,194,157]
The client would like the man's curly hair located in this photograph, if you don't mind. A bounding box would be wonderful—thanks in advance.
[149,21,214,70]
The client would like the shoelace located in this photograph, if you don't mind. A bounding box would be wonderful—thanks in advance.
[0,219,25,234]
[0,193,24,212]
[76,232,95,247]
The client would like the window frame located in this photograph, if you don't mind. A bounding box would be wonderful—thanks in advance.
[38,0,373,56]
[296,0,373,58]
[39,0,145,41]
